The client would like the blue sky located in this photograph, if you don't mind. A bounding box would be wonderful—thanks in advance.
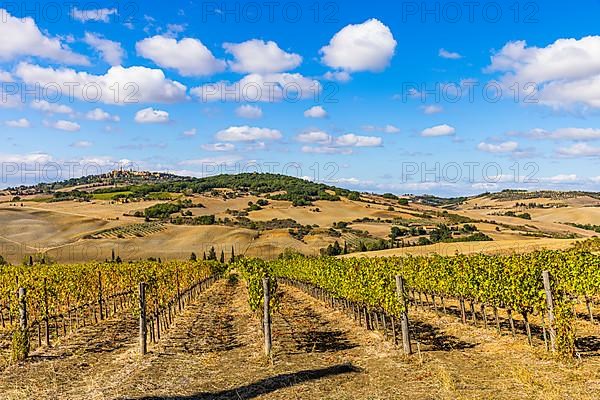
[2,0,600,195]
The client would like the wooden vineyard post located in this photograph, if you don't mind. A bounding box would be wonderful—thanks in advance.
[481,304,488,329]
[395,275,412,355]
[139,283,147,355]
[154,300,160,341]
[507,309,516,336]
[493,306,500,333]
[43,278,50,347]
[262,277,272,358]
[459,297,467,324]
[16,287,29,360]
[98,271,104,321]
[176,270,182,312]
[382,313,388,339]
[470,301,477,325]
[585,296,594,324]
[542,270,557,352]
[541,312,549,351]
[523,312,533,346]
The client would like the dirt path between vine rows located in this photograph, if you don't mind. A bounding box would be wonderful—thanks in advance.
[1,277,600,399]
[0,308,139,399]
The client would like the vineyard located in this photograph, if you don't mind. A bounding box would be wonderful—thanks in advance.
[265,250,600,357]
[0,260,224,362]
[85,222,166,239]
[0,250,599,398]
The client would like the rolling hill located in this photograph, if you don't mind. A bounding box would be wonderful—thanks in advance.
[1,172,598,264]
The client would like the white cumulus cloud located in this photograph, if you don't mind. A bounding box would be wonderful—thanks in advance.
[0,9,88,64]
[298,131,383,154]
[518,127,600,141]
[320,19,396,73]
[83,32,125,66]
[0,70,13,81]
[215,126,282,142]
[296,130,332,144]
[71,7,117,23]
[134,107,170,124]
[136,35,225,76]
[557,143,600,157]
[235,105,263,119]
[487,36,600,109]
[477,141,519,153]
[304,105,328,118]
[224,39,302,74]
[438,48,463,59]
[421,105,443,114]
[5,118,31,128]
[85,108,120,122]
[421,124,456,137]
[0,152,53,164]
[335,133,382,147]
[45,120,80,132]
[15,62,187,104]
[323,70,351,82]
[542,174,578,183]
[362,124,400,133]
[31,100,73,114]
[191,73,320,103]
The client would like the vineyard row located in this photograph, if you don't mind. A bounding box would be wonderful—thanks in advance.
[1,260,225,360]
[239,249,600,357]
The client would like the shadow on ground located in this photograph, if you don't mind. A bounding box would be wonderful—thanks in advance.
[123,363,361,400]
[293,328,357,353]
[576,335,600,358]
[25,316,137,364]
[411,320,476,351]
[275,300,358,354]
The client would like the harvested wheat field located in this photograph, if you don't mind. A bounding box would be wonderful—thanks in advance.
[1,278,598,400]
[40,225,260,263]
[249,197,414,227]
[340,237,585,258]
[0,207,112,252]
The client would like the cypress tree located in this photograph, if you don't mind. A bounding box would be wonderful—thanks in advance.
[332,241,342,255]
[208,246,217,261]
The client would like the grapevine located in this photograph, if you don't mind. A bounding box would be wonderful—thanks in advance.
[235,258,279,314]
[267,249,600,356]
[0,259,225,356]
